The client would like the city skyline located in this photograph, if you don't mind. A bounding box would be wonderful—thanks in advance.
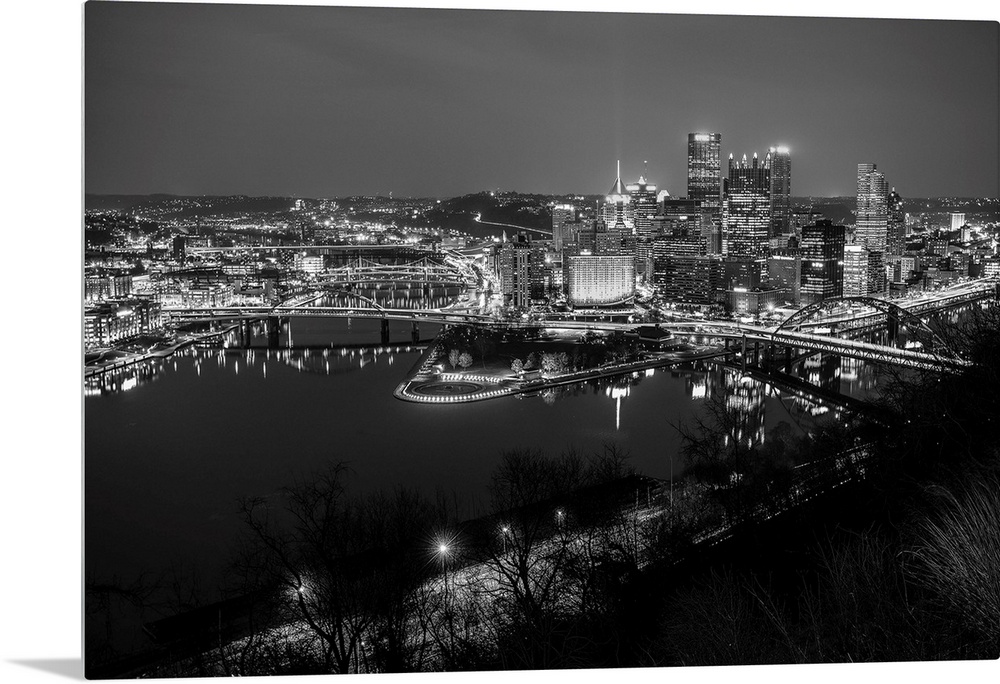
[85,3,999,200]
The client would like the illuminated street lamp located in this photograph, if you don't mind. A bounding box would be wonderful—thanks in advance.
[436,542,450,601]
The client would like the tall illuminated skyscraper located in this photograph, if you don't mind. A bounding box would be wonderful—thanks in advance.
[687,133,722,212]
[856,163,889,294]
[723,151,772,280]
[601,161,634,253]
[856,163,889,251]
[626,174,658,241]
[769,146,791,238]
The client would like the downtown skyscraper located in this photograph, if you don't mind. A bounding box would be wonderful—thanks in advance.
[769,146,792,238]
[799,219,845,305]
[723,151,772,283]
[687,133,723,214]
[856,163,890,294]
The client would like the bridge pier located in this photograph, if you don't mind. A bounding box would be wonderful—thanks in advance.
[239,318,253,348]
[381,318,390,344]
[887,317,900,347]
[411,321,420,343]
[267,316,280,349]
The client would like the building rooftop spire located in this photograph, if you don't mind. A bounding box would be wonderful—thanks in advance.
[608,159,626,196]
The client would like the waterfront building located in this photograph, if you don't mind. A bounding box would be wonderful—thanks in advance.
[566,254,635,307]
[84,298,163,349]
[799,219,846,305]
[769,146,792,238]
[724,285,783,317]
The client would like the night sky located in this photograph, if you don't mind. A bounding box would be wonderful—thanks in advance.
[85,2,999,199]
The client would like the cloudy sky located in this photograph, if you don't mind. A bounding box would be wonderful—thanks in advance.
[85,2,998,199]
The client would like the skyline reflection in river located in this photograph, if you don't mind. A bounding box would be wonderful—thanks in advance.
[84,316,877,604]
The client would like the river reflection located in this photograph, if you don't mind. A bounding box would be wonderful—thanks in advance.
[84,317,879,609]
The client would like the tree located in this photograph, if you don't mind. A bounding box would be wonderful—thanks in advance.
[510,358,524,375]
[448,349,460,370]
[540,352,569,374]
[234,465,446,674]
[457,352,473,369]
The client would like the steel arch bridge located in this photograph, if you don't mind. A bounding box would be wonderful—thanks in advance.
[317,256,470,285]
[301,287,388,314]
[774,295,964,367]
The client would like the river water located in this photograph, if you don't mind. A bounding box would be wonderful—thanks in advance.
[84,307,877,602]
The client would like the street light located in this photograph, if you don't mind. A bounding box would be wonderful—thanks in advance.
[436,542,450,602]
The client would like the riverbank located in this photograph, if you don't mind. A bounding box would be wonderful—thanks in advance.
[393,344,731,404]
[83,325,239,379]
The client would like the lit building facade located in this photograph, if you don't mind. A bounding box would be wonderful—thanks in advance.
[887,188,905,257]
[551,204,576,252]
[687,133,723,216]
[84,298,163,349]
[497,232,545,307]
[799,220,845,305]
[626,176,658,241]
[768,146,792,238]
[566,254,635,307]
[856,163,889,294]
[768,248,802,305]
[601,162,634,247]
[723,152,771,284]
[843,244,869,297]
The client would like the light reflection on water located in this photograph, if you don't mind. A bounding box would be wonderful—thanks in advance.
[84,316,877,596]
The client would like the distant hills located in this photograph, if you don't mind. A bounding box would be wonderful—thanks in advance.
[85,192,995,230]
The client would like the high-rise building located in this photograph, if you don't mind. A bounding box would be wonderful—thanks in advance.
[856,163,889,294]
[601,161,634,247]
[687,133,723,214]
[626,175,658,241]
[722,151,772,283]
[497,232,544,307]
[843,244,869,297]
[799,219,845,304]
[769,146,792,239]
[887,188,905,256]
[856,163,889,251]
[551,204,576,252]
[651,212,719,305]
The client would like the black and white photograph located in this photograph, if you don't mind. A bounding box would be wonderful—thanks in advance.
[4,1,1000,682]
